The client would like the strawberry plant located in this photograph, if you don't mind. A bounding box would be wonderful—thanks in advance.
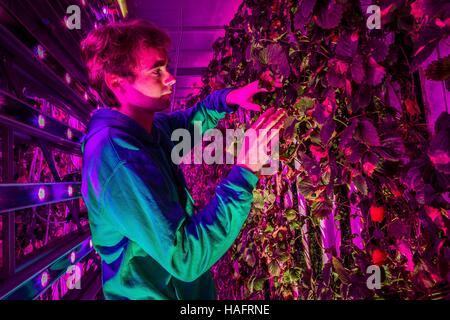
[180,0,450,299]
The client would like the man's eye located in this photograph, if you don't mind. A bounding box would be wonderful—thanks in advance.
[153,69,162,76]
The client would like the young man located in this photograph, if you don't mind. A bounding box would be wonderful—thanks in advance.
[80,20,286,300]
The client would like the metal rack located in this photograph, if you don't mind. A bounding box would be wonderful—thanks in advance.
[0,0,110,300]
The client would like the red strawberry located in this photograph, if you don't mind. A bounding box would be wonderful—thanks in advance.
[260,70,273,83]
[271,19,282,29]
[363,161,377,177]
[370,206,385,222]
[372,249,387,266]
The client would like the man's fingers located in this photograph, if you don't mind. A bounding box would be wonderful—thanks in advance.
[266,117,285,142]
[274,77,283,88]
[251,80,270,93]
[243,103,262,112]
[251,107,276,130]
[261,116,286,147]
[259,109,287,135]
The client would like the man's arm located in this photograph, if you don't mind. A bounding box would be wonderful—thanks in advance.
[161,88,238,136]
[160,80,274,141]
[101,160,257,283]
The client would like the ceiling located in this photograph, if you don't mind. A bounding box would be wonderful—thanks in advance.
[126,0,242,108]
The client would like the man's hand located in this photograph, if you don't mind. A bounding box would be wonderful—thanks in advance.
[236,107,287,173]
[226,79,281,112]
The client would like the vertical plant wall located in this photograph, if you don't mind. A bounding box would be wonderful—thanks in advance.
[180,0,450,299]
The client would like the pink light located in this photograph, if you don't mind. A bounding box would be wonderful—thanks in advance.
[81,0,86,6]
[65,73,71,84]
[83,92,89,101]
[35,45,45,60]
[38,115,46,128]
[40,271,49,287]
[89,239,93,248]
[68,185,74,197]
[67,128,73,140]
[38,187,46,201]
[70,251,76,264]
[102,7,108,15]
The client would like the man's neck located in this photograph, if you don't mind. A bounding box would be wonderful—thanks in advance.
[116,105,154,134]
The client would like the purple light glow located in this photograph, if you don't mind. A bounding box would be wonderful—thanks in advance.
[68,185,74,197]
[65,73,71,84]
[40,271,49,287]
[38,187,46,201]
[67,128,73,140]
[70,252,76,264]
[35,45,46,60]
[38,115,46,128]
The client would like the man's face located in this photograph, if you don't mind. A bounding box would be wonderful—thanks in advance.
[121,46,176,111]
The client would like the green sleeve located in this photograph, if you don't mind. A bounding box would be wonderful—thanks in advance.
[101,161,258,282]
[162,88,238,136]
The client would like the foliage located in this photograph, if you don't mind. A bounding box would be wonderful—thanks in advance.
[180,0,450,299]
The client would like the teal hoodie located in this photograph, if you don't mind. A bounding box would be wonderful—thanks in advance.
[80,88,258,299]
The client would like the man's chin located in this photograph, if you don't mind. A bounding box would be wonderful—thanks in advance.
[159,95,171,110]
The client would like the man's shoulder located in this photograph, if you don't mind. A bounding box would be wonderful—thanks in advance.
[84,126,155,166]
[106,127,154,163]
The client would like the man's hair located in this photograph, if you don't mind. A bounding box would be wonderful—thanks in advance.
[80,19,171,107]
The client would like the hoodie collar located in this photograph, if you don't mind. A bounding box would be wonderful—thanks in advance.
[82,108,160,149]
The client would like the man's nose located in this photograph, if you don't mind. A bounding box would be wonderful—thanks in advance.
[165,73,176,87]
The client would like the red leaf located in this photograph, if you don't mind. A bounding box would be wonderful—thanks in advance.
[351,55,365,84]
[336,32,359,60]
[397,240,415,273]
[310,144,328,162]
[316,0,344,29]
[357,120,381,146]
[367,57,385,86]
[404,98,420,116]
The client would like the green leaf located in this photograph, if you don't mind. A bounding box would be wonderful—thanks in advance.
[283,268,301,284]
[285,209,297,221]
[266,190,276,204]
[353,175,368,196]
[245,249,256,267]
[282,270,293,284]
[294,97,315,113]
[293,267,303,281]
[332,257,351,285]
[269,261,281,277]
[252,190,265,210]
[280,254,290,263]
[253,277,266,291]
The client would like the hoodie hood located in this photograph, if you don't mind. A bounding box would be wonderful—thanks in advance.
[81,108,160,153]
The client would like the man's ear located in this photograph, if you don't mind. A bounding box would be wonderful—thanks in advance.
[104,73,124,92]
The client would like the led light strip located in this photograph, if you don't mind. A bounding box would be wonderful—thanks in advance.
[0,237,94,300]
[0,182,82,214]
[0,90,85,143]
